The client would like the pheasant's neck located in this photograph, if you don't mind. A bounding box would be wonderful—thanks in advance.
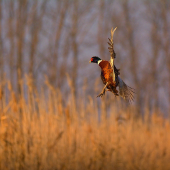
[97,60,102,64]
[98,60,110,69]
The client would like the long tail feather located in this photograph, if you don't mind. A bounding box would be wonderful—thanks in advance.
[118,77,135,103]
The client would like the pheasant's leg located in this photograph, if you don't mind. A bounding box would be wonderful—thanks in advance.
[97,82,108,97]
[106,89,119,96]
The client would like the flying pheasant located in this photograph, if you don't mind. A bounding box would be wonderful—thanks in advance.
[89,28,135,103]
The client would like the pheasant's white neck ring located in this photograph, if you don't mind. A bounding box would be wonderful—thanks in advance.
[98,60,102,64]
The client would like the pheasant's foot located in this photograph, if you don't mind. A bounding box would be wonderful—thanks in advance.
[97,82,108,98]
[97,89,106,98]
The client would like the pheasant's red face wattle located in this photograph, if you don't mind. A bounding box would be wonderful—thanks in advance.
[91,58,93,62]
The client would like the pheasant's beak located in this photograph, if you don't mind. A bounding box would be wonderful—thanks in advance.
[89,60,91,63]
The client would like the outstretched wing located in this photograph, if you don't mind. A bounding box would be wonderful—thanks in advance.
[118,77,135,103]
[108,27,117,82]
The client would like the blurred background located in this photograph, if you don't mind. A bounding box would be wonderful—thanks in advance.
[0,0,169,115]
[1,1,170,169]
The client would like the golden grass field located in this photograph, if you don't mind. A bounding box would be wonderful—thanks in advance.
[0,77,169,170]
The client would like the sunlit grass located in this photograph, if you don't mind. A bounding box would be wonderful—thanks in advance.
[0,77,169,170]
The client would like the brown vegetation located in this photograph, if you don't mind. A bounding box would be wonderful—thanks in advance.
[0,0,169,169]
[0,77,169,170]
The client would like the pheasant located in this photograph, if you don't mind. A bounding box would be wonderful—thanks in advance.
[89,28,135,103]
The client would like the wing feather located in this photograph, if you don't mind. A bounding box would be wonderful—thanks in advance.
[118,77,135,103]
[108,27,117,83]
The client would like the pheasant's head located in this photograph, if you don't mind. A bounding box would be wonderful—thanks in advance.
[89,56,102,64]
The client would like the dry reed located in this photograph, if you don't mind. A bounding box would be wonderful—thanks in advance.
[0,76,169,170]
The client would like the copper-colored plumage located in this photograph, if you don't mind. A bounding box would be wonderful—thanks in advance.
[99,60,119,96]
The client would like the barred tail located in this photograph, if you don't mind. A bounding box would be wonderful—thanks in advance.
[118,77,135,103]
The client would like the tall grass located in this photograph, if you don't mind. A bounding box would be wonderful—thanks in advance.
[0,76,169,170]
